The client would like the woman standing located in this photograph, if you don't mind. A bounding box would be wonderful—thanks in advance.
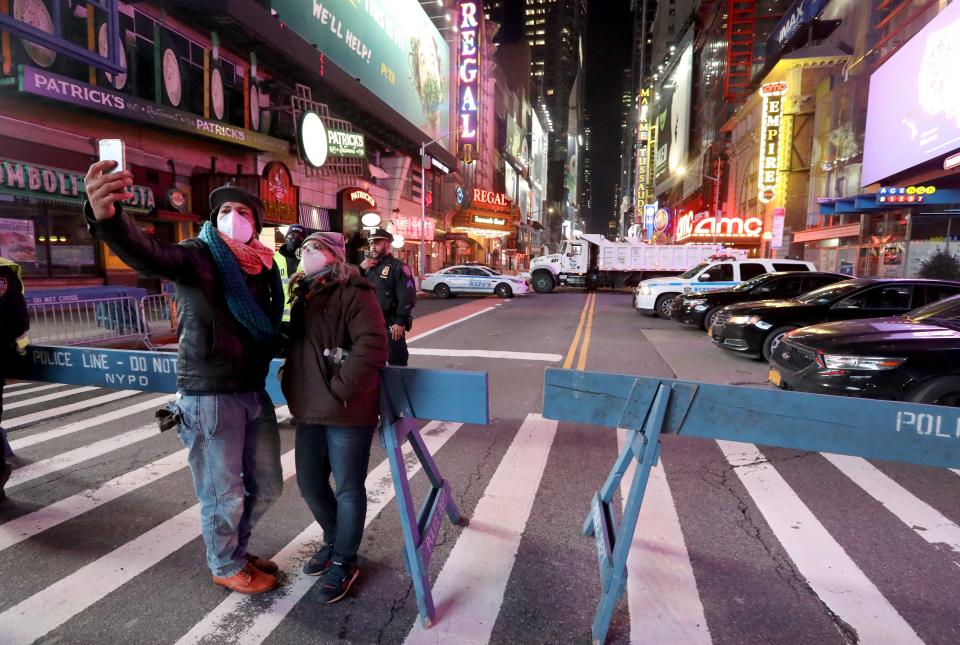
[281,232,388,603]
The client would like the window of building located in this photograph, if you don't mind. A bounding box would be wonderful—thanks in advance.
[1,200,100,279]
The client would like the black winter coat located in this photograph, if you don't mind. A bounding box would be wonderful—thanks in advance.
[85,204,280,393]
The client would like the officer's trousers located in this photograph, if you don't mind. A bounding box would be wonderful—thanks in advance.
[388,336,409,366]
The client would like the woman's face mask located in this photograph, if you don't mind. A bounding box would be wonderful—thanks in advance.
[301,243,332,275]
[217,205,255,243]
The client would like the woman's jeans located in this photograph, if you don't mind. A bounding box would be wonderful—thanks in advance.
[175,390,283,578]
[295,423,375,565]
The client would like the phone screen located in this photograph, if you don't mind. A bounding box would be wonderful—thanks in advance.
[98,139,125,172]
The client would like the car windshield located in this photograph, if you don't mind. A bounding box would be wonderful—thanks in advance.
[731,274,771,292]
[679,262,709,279]
[794,280,862,304]
[906,295,960,327]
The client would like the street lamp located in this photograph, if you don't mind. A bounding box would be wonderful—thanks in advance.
[419,128,461,277]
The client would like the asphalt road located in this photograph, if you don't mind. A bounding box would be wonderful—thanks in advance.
[2,290,959,644]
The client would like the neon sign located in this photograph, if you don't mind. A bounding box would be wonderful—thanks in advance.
[458,1,481,162]
[348,190,376,208]
[758,82,787,204]
[473,188,509,208]
[676,212,764,241]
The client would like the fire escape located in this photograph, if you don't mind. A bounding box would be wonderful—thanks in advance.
[724,0,757,102]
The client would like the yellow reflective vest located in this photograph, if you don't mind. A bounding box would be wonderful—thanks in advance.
[0,255,30,352]
[274,250,302,323]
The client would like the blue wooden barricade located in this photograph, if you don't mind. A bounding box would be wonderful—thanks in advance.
[542,367,960,645]
[7,345,488,629]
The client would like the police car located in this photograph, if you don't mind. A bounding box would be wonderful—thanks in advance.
[634,257,815,317]
[420,265,530,298]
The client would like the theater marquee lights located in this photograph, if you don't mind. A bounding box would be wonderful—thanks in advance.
[458,1,481,162]
[758,81,787,204]
[676,212,764,242]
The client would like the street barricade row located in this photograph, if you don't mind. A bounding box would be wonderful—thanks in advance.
[542,367,960,644]
[27,294,177,349]
[7,344,488,630]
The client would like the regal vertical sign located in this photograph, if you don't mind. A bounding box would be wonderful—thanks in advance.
[458,1,481,163]
[758,81,787,204]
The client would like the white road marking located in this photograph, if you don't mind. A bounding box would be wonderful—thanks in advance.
[3,386,100,410]
[407,307,498,344]
[403,413,558,645]
[2,382,34,390]
[823,453,960,553]
[0,451,298,645]
[0,450,189,553]
[3,383,68,399]
[717,441,922,644]
[9,395,173,450]
[175,420,464,645]
[4,390,140,430]
[8,424,156,489]
[617,428,711,644]
[408,348,562,362]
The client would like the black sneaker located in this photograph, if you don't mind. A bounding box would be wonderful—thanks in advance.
[0,463,11,505]
[302,544,334,576]
[316,560,359,604]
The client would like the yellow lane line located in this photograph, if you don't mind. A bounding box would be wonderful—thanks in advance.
[576,291,597,371]
[563,292,594,369]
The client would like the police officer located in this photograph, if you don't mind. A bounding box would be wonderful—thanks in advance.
[359,228,416,366]
[0,255,30,504]
[274,224,306,325]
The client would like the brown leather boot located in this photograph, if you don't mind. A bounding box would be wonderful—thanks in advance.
[245,553,279,574]
[212,563,278,594]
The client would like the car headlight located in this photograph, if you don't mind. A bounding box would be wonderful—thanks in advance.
[639,285,652,296]
[686,298,707,307]
[820,354,907,371]
[726,314,762,326]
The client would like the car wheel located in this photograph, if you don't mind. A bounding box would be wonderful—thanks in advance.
[906,376,960,407]
[655,293,679,318]
[532,271,554,294]
[762,325,798,362]
[495,283,513,298]
[703,307,721,331]
[433,283,452,299]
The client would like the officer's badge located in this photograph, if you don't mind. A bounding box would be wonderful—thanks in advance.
[0,277,7,297]
[380,265,391,278]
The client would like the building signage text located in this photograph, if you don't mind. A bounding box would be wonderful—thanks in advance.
[0,158,155,210]
[472,214,507,226]
[391,214,436,241]
[877,185,936,203]
[676,212,764,241]
[472,188,509,208]
[458,1,481,162]
[348,190,377,208]
[758,82,787,204]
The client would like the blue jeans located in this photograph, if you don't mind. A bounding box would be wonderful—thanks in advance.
[295,424,375,565]
[176,390,283,577]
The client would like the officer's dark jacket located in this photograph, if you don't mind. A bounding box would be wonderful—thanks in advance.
[85,203,278,394]
[360,254,416,329]
[0,261,29,353]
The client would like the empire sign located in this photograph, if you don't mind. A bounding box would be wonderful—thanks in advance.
[758,82,787,204]
[458,1,481,162]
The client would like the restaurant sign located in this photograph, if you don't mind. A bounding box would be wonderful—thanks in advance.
[391,214,436,241]
[0,158,155,210]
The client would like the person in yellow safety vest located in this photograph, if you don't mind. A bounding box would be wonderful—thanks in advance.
[274,224,306,325]
[0,255,30,505]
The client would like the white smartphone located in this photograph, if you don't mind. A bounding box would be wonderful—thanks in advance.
[97,138,126,173]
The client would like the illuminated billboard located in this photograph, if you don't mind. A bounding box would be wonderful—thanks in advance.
[862,1,960,186]
[654,36,693,184]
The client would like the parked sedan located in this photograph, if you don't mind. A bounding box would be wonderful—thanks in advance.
[671,271,847,330]
[709,278,960,361]
[420,265,530,298]
[769,295,960,406]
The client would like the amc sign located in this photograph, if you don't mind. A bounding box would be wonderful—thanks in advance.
[676,212,763,242]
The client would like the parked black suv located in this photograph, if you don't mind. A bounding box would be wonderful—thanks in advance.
[769,294,960,406]
[671,271,847,330]
[709,278,960,361]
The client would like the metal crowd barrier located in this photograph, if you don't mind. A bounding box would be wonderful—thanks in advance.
[26,295,178,349]
[542,368,960,644]
[8,345,488,630]
[139,294,177,346]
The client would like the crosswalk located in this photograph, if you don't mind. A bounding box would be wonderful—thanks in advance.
[2,381,959,644]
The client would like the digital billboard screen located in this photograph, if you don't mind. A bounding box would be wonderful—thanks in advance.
[654,38,693,185]
[862,1,960,186]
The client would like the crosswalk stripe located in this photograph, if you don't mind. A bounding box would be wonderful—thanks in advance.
[0,450,298,645]
[174,420,464,645]
[3,383,68,399]
[3,385,100,411]
[823,453,960,553]
[0,449,188,553]
[9,395,173,450]
[8,424,156,489]
[404,413,558,645]
[4,390,140,430]
[717,441,922,644]
[2,382,34,390]
[618,429,711,643]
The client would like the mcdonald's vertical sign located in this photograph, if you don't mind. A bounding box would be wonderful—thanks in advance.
[458,1,481,163]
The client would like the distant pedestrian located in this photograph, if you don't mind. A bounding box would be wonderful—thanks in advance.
[274,223,306,327]
[0,255,29,505]
[359,228,416,366]
[281,232,387,603]
[84,160,284,594]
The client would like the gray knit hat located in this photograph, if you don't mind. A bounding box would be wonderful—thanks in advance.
[303,231,345,263]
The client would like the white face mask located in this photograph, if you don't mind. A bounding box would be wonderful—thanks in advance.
[301,245,331,275]
[217,210,255,243]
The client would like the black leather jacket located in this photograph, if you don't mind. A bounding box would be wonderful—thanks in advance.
[85,204,279,393]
